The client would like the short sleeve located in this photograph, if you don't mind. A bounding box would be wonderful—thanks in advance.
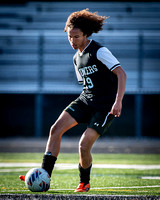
[97,47,121,71]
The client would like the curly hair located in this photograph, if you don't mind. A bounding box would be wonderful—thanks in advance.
[64,9,109,37]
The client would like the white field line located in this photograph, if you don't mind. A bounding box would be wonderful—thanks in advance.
[0,163,40,167]
[0,168,30,172]
[91,185,160,190]
[52,185,160,190]
[93,164,160,170]
[0,163,160,170]
[141,176,160,179]
[1,185,160,193]
[0,168,160,180]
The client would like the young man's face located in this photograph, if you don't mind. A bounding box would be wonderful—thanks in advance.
[67,27,88,51]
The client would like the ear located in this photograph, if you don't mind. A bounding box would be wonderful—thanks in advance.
[83,33,88,38]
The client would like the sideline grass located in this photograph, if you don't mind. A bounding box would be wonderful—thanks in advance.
[0,153,160,195]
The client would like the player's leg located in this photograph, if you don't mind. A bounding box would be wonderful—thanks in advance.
[19,110,78,182]
[42,110,78,177]
[79,128,99,169]
[42,99,90,178]
[45,110,78,157]
[75,111,115,192]
[75,128,100,192]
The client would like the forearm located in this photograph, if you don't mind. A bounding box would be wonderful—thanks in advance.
[115,68,126,103]
[110,66,126,117]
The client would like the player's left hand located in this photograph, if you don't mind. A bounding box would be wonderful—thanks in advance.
[110,101,122,117]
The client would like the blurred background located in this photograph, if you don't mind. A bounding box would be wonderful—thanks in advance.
[0,1,160,140]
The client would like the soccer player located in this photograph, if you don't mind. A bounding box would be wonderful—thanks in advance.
[20,9,126,192]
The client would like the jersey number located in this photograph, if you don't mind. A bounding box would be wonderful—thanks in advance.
[85,77,94,89]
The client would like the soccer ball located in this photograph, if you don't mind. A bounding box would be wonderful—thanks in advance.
[25,168,50,192]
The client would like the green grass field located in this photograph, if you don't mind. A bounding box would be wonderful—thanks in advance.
[0,153,160,195]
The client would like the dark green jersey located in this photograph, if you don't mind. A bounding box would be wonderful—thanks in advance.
[73,40,120,111]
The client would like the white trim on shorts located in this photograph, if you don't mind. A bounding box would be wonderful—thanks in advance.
[101,112,110,127]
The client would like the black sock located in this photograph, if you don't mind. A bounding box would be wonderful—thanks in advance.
[41,155,57,177]
[79,164,92,184]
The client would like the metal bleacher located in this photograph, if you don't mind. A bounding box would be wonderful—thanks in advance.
[0,2,160,94]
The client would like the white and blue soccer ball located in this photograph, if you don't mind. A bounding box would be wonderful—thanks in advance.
[25,168,50,192]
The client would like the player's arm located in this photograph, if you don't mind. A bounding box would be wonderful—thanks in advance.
[111,66,127,117]
[97,47,126,117]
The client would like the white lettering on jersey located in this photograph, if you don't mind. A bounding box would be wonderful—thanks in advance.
[79,65,98,77]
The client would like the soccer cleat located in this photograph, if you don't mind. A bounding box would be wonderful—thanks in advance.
[19,175,25,181]
[74,182,90,192]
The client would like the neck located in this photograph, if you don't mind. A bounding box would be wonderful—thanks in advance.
[79,39,90,53]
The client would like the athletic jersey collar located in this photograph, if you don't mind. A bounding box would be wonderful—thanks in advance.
[78,39,92,56]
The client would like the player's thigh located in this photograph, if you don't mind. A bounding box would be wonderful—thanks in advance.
[79,128,100,152]
[65,98,93,124]
[51,111,78,135]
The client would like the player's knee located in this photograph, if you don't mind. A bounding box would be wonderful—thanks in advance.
[49,122,61,137]
[49,124,56,136]
[79,141,88,155]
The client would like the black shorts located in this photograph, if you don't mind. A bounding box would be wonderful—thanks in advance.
[64,98,114,136]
